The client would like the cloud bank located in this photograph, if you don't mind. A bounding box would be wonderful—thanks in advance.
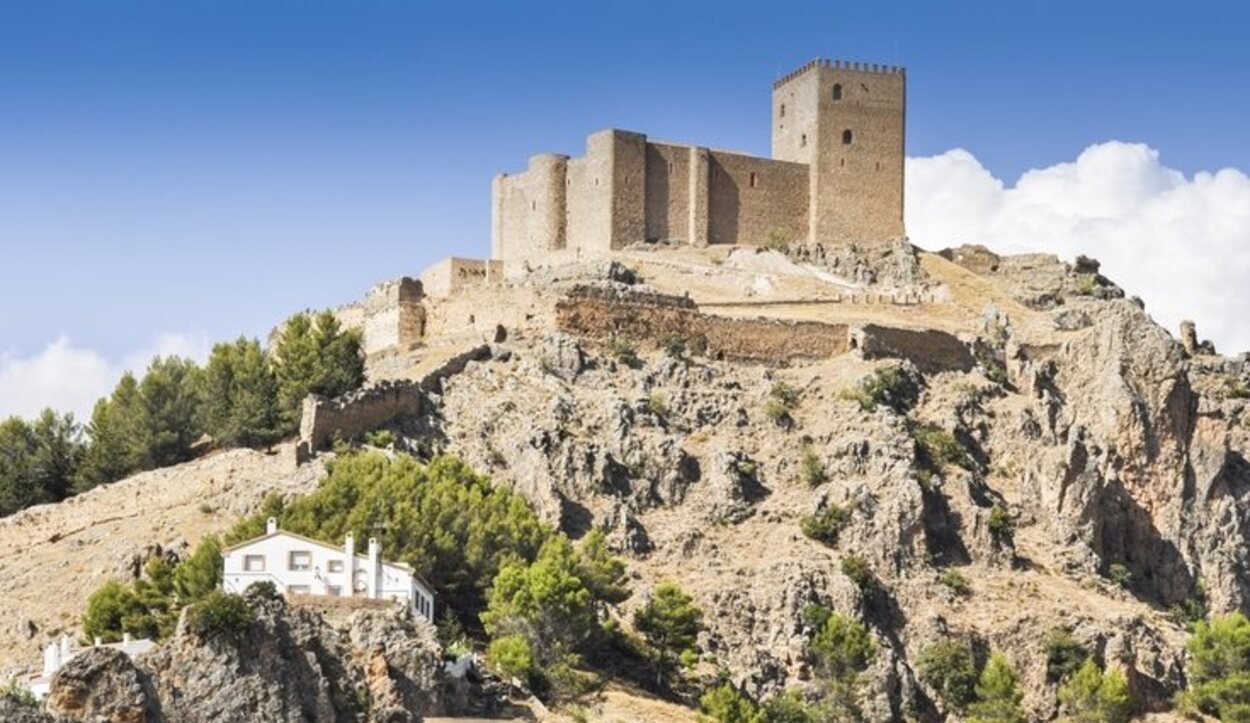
[0,333,210,422]
[906,142,1250,354]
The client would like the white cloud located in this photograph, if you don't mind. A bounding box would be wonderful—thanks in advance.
[0,332,210,422]
[907,142,1250,354]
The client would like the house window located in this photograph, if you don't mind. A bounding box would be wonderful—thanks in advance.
[833,84,843,101]
[842,129,853,145]
[243,555,265,572]
[287,585,310,595]
[749,172,758,188]
[328,560,344,574]
[326,585,341,597]
[288,551,312,571]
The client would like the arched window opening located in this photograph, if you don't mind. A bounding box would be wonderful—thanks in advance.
[842,129,853,145]
[780,103,786,118]
[832,84,843,101]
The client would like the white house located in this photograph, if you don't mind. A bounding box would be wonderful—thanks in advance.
[221,518,435,622]
[25,633,155,699]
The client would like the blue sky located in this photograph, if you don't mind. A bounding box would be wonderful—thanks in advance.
[1,0,1248,417]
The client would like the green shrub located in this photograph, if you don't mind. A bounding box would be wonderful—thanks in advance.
[184,591,254,643]
[1058,658,1132,723]
[606,336,640,368]
[967,653,1026,723]
[840,554,875,592]
[917,638,978,711]
[364,429,397,448]
[1043,627,1089,682]
[914,423,971,472]
[759,690,822,722]
[765,381,800,427]
[1074,274,1098,296]
[800,504,850,546]
[244,580,281,602]
[799,445,827,487]
[658,333,686,359]
[810,611,875,682]
[1172,583,1208,629]
[1107,563,1133,589]
[939,569,972,596]
[699,678,760,723]
[762,227,791,254]
[1,679,37,708]
[839,365,919,413]
[987,505,1014,542]
[1176,612,1250,721]
[647,391,669,418]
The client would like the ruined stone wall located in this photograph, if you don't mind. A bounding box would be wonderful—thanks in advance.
[298,345,493,457]
[707,150,808,246]
[854,324,972,374]
[555,286,849,364]
[332,277,425,357]
[419,257,501,299]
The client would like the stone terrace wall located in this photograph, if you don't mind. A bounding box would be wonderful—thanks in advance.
[297,345,494,459]
[854,324,973,374]
[555,285,849,364]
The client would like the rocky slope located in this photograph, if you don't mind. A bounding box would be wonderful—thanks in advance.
[5,242,1250,721]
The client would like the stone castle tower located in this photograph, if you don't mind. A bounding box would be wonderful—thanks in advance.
[772,59,905,246]
[491,57,905,262]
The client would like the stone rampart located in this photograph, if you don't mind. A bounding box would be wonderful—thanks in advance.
[555,285,848,364]
[297,344,494,459]
[853,324,973,374]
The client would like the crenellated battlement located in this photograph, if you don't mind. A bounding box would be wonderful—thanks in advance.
[772,57,905,89]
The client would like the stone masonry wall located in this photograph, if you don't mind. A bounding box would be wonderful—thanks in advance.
[555,285,849,364]
[854,324,973,374]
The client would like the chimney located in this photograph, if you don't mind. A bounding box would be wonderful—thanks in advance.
[266,517,278,534]
[344,533,356,598]
[367,537,380,599]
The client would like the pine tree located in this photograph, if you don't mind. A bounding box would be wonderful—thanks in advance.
[0,417,38,516]
[78,373,147,490]
[967,653,1027,723]
[199,338,281,449]
[272,310,363,434]
[31,409,83,503]
[634,582,703,689]
[1058,658,1132,723]
[138,356,203,467]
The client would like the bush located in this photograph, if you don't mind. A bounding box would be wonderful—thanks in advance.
[1058,658,1132,723]
[1043,627,1089,682]
[987,505,1014,542]
[364,429,397,448]
[1,679,37,708]
[1177,612,1250,721]
[800,504,850,546]
[759,690,822,722]
[798,445,827,487]
[917,638,978,711]
[839,365,919,413]
[647,391,669,418]
[762,227,791,254]
[913,423,971,472]
[1107,563,1133,589]
[699,679,760,723]
[244,580,281,602]
[606,336,641,368]
[1172,583,1208,629]
[184,591,254,643]
[840,554,875,592]
[939,569,972,596]
[809,611,875,681]
[764,381,800,428]
[967,653,1026,723]
[658,333,686,359]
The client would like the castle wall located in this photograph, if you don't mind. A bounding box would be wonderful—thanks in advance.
[420,257,501,299]
[564,131,616,255]
[493,154,568,261]
[555,286,849,364]
[332,277,425,357]
[706,151,808,246]
[644,142,691,244]
[853,324,973,374]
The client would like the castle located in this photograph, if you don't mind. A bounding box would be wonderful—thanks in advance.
[492,58,906,260]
